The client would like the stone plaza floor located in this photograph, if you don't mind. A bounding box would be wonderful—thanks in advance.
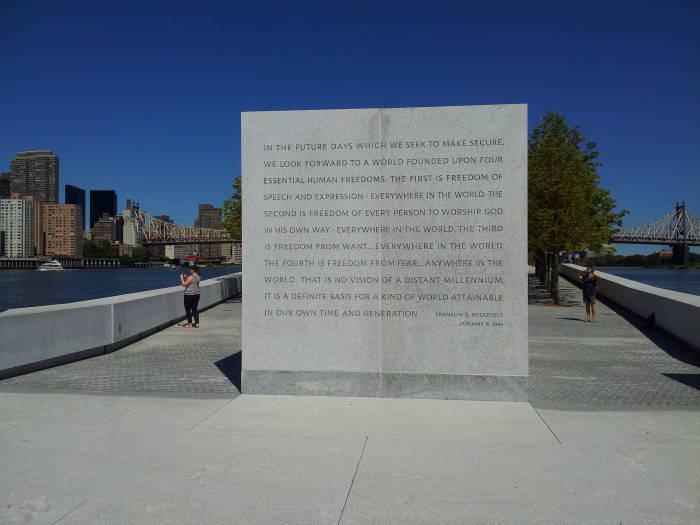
[2,277,698,408]
[1,278,699,524]
[529,276,700,408]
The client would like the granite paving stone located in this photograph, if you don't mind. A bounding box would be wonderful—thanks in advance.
[0,299,241,396]
[528,275,700,408]
[2,278,699,409]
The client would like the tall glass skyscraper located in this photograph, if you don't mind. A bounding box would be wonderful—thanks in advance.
[65,184,86,230]
[89,190,117,229]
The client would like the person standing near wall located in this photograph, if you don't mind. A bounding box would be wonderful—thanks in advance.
[180,265,201,328]
[578,266,598,322]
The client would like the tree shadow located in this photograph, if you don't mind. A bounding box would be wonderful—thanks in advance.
[215,351,241,392]
[528,275,581,306]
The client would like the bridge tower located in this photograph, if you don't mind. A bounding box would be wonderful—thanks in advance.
[671,202,690,266]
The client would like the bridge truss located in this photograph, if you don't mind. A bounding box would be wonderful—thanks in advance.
[133,209,237,245]
[611,203,700,246]
[611,203,698,265]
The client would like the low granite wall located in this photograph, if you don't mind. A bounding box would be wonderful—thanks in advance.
[0,272,242,379]
[560,263,700,350]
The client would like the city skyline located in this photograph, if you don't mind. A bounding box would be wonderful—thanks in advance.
[2,150,225,231]
[1,1,699,254]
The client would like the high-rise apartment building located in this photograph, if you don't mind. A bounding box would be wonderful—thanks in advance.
[37,204,83,258]
[92,213,116,243]
[0,198,34,257]
[90,190,117,229]
[0,172,10,199]
[33,200,45,256]
[195,204,222,229]
[65,184,86,230]
[10,150,59,203]
[195,203,225,258]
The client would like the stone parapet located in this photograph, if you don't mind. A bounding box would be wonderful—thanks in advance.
[560,263,699,350]
[0,272,242,378]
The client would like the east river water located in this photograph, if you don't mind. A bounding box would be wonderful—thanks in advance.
[0,266,696,313]
[597,267,700,296]
[0,267,240,313]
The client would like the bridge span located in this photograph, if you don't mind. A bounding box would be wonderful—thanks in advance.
[612,202,699,264]
[132,208,239,246]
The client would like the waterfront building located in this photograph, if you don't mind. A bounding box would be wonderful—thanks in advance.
[0,198,34,257]
[89,190,117,229]
[125,198,140,212]
[195,204,222,229]
[65,184,86,230]
[92,213,116,243]
[165,244,187,260]
[10,150,59,203]
[195,203,226,258]
[0,172,10,199]
[147,245,165,258]
[33,200,44,256]
[37,204,83,258]
[121,209,144,247]
[231,243,242,265]
[116,244,134,257]
[115,214,124,244]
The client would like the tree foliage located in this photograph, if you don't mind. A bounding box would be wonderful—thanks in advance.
[584,252,700,268]
[222,176,242,240]
[528,111,626,297]
[82,239,114,258]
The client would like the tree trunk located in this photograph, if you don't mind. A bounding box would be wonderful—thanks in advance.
[535,251,545,283]
[550,252,560,303]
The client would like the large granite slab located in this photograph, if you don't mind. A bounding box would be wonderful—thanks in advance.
[242,105,527,400]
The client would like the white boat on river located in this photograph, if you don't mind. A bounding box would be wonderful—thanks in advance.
[37,259,65,272]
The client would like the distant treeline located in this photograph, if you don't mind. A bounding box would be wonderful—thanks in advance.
[83,239,152,262]
[582,252,700,268]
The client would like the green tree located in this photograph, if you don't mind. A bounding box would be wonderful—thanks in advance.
[132,247,151,261]
[529,111,626,300]
[222,176,242,240]
[83,239,114,258]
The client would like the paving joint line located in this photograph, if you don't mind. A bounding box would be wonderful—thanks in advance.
[338,435,368,525]
[188,397,237,432]
[51,499,89,524]
[530,404,562,444]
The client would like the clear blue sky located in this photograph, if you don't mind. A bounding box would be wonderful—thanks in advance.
[1,0,698,254]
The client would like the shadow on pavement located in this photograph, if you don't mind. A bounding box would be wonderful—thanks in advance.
[528,277,553,305]
[528,275,581,306]
[215,351,242,392]
[664,374,700,391]
[596,297,700,368]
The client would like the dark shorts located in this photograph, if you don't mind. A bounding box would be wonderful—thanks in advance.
[583,290,597,304]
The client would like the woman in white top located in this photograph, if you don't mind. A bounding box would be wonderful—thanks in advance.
[179,265,201,328]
